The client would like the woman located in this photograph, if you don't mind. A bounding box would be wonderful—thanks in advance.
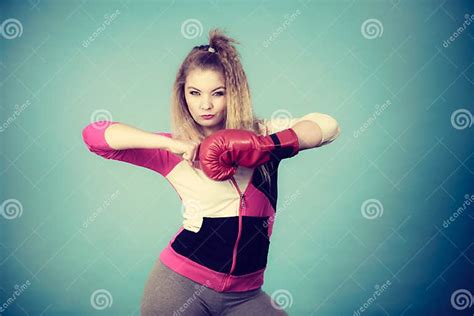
[82,28,340,315]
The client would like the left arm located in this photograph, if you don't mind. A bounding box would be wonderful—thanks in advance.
[289,113,341,150]
[197,112,341,180]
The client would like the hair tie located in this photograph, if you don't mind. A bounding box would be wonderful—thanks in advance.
[194,44,217,53]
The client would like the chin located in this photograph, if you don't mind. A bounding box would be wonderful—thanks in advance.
[198,119,213,125]
[200,118,222,125]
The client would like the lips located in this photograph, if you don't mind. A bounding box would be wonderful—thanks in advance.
[201,114,215,119]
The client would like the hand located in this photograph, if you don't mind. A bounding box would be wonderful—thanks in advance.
[198,128,300,181]
[166,139,200,166]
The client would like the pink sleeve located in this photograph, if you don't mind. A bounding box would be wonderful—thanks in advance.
[81,120,179,176]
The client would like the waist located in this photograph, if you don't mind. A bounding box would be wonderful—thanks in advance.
[159,216,271,292]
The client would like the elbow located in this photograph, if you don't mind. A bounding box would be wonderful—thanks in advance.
[304,113,340,146]
[81,121,115,153]
[82,124,95,150]
[323,115,340,144]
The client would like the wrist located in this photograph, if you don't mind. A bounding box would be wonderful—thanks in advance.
[262,128,300,159]
[157,134,174,151]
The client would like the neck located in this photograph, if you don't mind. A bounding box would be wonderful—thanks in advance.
[203,122,225,137]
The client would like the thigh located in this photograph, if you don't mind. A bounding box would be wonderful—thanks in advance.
[222,289,289,316]
[140,259,211,316]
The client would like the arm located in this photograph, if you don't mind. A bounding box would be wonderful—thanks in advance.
[266,112,341,151]
[81,120,177,176]
[102,121,173,150]
[197,113,340,180]
[291,113,340,150]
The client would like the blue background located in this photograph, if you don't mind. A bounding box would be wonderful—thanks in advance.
[1,0,473,315]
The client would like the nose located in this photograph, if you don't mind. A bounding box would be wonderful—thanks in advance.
[200,98,212,110]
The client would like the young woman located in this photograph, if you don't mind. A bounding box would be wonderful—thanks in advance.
[82,28,340,316]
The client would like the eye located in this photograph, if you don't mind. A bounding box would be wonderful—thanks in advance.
[214,91,225,96]
[190,91,200,96]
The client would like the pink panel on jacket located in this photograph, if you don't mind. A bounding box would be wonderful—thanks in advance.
[240,182,275,217]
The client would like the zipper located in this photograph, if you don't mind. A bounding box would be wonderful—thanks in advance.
[221,176,246,291]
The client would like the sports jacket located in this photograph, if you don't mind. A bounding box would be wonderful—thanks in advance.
[81,113,340,292]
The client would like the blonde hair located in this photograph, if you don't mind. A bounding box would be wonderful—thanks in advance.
[170,28,272,184]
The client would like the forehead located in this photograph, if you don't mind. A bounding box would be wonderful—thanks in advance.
[185,68,225,89]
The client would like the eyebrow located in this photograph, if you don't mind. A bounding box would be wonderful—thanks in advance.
[187,86,225,92]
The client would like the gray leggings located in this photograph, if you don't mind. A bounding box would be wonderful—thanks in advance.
[140,259,289,316]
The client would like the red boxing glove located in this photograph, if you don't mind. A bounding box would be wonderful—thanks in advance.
[197,128,300,181]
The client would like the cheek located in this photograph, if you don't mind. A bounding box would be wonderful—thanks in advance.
[185,98,198,115]
[217,98,227,113]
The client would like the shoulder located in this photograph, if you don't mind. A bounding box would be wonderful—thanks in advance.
[255,119,268,136]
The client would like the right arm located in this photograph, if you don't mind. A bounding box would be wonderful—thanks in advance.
[82,120,176,176]
[101,121,173,151]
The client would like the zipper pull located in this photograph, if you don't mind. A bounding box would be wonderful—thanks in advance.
[241,193,246,208]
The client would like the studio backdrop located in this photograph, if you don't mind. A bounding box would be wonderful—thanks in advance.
[1,0,473,315]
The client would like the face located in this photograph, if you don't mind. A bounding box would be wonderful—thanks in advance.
[184,68,227,137]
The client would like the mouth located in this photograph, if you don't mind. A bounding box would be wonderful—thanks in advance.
[201,114,215,120]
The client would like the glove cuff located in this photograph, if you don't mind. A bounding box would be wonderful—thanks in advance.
[265,128,300,160]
